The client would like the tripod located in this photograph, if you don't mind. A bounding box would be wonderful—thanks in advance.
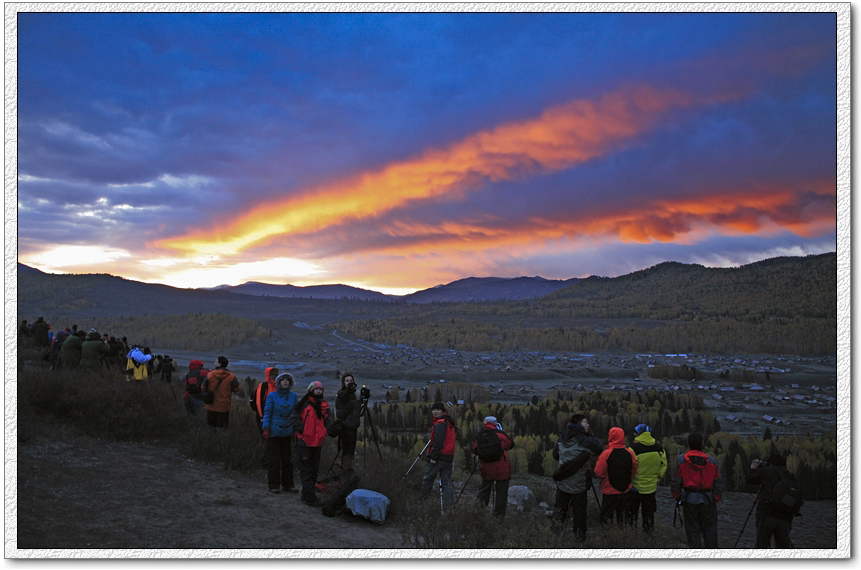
[360,394,383,470]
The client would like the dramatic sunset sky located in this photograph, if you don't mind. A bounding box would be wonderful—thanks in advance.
[16,11,838,295]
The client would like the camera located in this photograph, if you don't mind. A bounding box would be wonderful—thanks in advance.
[360,385,371,400]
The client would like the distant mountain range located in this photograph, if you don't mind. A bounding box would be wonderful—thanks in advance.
[16,252,837,324]
[211,276,579,303]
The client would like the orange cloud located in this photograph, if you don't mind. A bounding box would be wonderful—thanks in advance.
[155,84,700,257]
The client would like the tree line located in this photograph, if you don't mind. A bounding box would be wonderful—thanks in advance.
[363,391,836,500]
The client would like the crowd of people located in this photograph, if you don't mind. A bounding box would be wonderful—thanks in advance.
[20,316,802,547]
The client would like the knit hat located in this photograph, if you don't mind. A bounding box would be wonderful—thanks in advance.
[484,416,497,424]
[276,373,295,388]
[308,380,324,393]
[431,402,446,413]
[634,423,651,435]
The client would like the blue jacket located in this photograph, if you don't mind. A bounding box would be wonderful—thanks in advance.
[262,387,298,437]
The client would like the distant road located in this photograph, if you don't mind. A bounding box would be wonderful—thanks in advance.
[331,330,383,353]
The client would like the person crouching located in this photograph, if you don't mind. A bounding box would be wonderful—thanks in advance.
[290,381,331,507]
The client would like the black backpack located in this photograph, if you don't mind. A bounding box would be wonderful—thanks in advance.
[185,369,208,395]
[475,428,504,463]
[770,472,803,517]
[606,448,633,492]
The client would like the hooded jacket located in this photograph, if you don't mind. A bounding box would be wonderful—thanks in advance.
[262,384,298,438]
[553,422,603,494]
[426,414,456,462]
[593,427,638,495]
[472,422,515,481]
[671,449,724,504]
[630,430,668,494]
[184,360,209,400]
[203,367,240,413]
[291,393,331,447]
[253,367,278,418]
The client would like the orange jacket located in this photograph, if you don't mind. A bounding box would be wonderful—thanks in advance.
[253,367,278,417]
[593,427,638,495]
[203,368,240,413]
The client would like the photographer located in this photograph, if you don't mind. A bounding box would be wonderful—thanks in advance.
[746,454,800,548]
[335,372,362,472]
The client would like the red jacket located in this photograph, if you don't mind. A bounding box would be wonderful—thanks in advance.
[295,396,330,447]
[472,422,515,481]
[593,427,638,495]
[426,414,456,462]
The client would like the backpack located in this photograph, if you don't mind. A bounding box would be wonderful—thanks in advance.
[185,369,209,395]
[475,428,504,463]
[606,448,634,492]
[770,472,803,517]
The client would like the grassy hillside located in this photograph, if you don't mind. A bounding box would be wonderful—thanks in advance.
[333,253,837,355]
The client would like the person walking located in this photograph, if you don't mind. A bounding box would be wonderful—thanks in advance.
[202,356,240,431]
[746,454,801,548]
[418,402,456,508]
[290,381,331,506]
[335,372,361,473]
[471,416,514,517]
[552,414,603,539]
[629,423,667,532]
[594,426,637,526]
[671,432,725,548]
[262,373,299,494]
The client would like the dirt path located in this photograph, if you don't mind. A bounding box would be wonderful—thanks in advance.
[16,425,405,550]
[15,424,836,553]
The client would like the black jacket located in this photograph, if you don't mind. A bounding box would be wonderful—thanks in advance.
[336,388,361,429]
[746,464,797,521]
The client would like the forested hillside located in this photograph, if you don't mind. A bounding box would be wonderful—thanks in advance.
[333,253,836,355]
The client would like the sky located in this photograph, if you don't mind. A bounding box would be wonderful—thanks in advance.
[15,11,839,295]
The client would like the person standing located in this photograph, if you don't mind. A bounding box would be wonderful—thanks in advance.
[80,330,110,374]
[31,317,50,349]
[671,432,725,548]
[335,372,361,473]
[57,330,85,369]
[629,423,667,532]
[19,319,29,344]
[290,381,331,506]
[126,346,153,381]
[262,373,299,494]
[746,454,801,548]
[471,416,514,517]
[182,359,210,417]
[251,367,280,433]
[552,414,603,539]
[202,356,240,431]
[593,426,637,526]
[418,402,456,508]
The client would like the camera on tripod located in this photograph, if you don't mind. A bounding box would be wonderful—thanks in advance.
[360,385,371,401]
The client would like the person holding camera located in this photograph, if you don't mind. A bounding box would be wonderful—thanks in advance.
[335,372,362,473]
[746,454,800,548]
[290,381,332,506]
[262,373,299,494]
[552,414,603,539]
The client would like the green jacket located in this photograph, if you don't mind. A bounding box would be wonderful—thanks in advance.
[58,334,83,368]
[80,339,109,372]
[630,431,667,494]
